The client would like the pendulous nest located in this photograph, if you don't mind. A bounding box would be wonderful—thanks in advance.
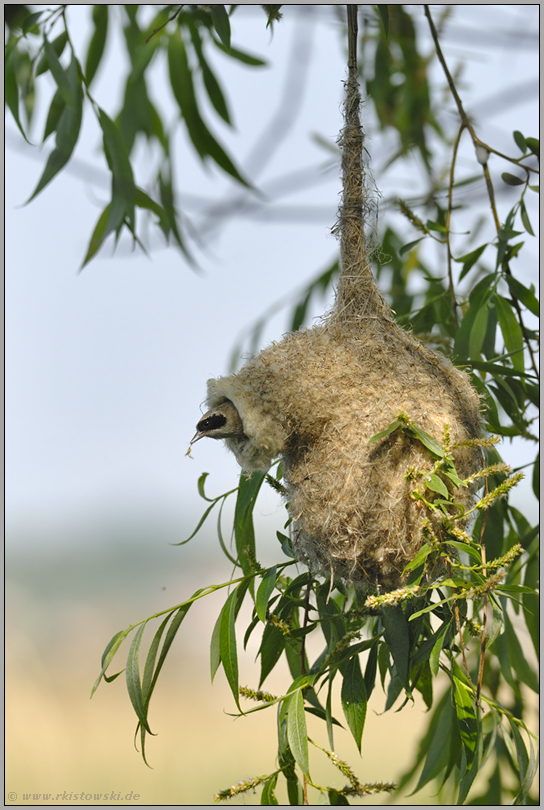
[196,70,482,592]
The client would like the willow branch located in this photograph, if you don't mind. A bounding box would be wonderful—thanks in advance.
[446,123,465,330]
[424,5,538,378]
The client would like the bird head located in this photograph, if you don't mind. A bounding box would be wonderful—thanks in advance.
[191,399,246,444]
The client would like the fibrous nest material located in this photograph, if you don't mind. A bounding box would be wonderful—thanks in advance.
[197,69,482,591]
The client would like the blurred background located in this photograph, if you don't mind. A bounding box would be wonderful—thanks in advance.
[6,5,539,805]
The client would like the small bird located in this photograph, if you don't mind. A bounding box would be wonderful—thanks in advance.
[191,399,246,445]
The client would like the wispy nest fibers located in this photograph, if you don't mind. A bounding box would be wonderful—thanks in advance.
[200,72,482,591]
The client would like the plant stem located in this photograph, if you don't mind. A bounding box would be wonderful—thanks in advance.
[424,4,539,378]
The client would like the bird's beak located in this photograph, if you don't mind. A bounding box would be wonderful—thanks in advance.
[190,430,205,445]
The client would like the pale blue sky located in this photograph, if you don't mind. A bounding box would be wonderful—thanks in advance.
[6,5,539,546]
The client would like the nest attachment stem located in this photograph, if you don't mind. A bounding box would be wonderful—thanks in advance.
[333,5,391,326]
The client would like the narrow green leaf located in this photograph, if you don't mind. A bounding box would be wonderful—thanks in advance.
[5,47,30,142]
[384,672,403,711]
[145,604,190,707]
[505,276,539,317]
[494,294,525,373]
[81,204,111,268]
[27,55,83,201]
[519,199,535,236]
[522,550,539,659]
[452,664,478,776]
[22,10,44,34]
[216,496,239,565]
[457,243,488,281]
[188,22,232,123]
[513,130,527,154]
[36,31,68,77]
[44,36,76,110]
[219,588,241,709]
[399,237,425,257]
[158,172,194,263]
[316,582,346,648]
[402,543,434,575]
[213,40,267,66]
[378,640,389,691]
[259,623,286,686]
[454,275,496,360]
[413,659,433,709]
[141,613,171,705]
[261,774,279,805]
[125,622,152,733]
[429,621,451,676]
[443,540,480,561]
[326,675,335,750]
[504,613,538,692]
[201,56,231,124]
[234,470,266,576]
[256,565,277,623]
[412,691,454,793]
[409,595,454,621]
[197,471,212,501]
[426,473,449,498]
[91,628,129,695]
[99,107,136,237]
[426,219,449,234]
[85,5,109,86]
[135,187,166,224]
[363,641,379,699]
[340,655,367,753]
[376,5,389,38]
[466,359,534,378]
[200,122,251,186]
[410,425,445,458]
[287,689,310,778]
[398,689,450,793]
[367,419,402,444]
[42,88,65,142]
[263,5,283,29]
[525,137,539,159]
[328,790,350,805]
[468,304,489,360]
[210,611,222,682]
[382,606,411,694]
[210,5,231,49]
[457,715,482,805]
[168,29,248,185]
[509,721,538,805]
[243,612,261,651]
[501,172,525,186]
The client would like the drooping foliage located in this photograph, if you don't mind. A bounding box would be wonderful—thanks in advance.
[7,5,538,804]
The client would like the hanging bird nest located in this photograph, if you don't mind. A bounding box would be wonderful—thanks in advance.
[193,18,482,592]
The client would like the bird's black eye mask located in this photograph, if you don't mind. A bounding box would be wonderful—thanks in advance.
[197,414,227,432]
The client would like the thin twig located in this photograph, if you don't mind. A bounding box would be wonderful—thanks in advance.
[145,4,183,43]
[424,5,539,379]
[347,5,358,72]
[476,546,488,708]
[475,448,489,709]
[454,599,476,693]
[445,123,465,330]
[300,582,311,676]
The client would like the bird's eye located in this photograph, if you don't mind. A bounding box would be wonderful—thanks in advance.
[197,414,227,431]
